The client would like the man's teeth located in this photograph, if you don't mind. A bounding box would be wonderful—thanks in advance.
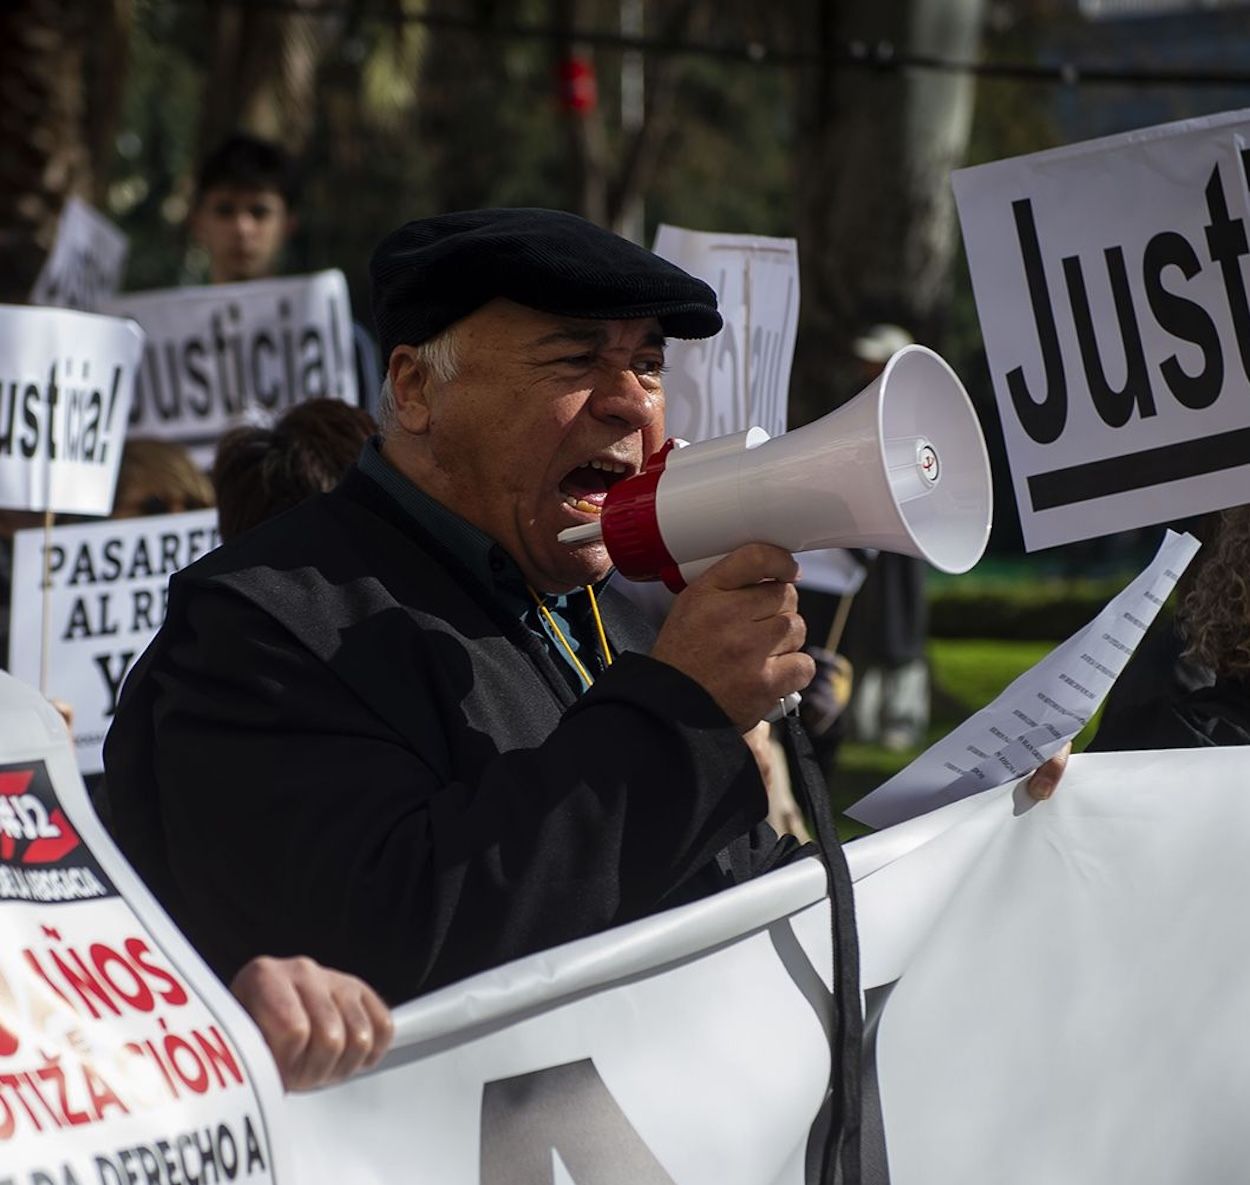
[588,459,629,473]
[563,495,602,515]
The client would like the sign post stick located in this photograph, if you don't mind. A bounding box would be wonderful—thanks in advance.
[39,509,53,695]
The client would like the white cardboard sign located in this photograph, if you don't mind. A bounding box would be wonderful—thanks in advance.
[104,271,357,464]
[0,671,289,1183]
[29,197,129,313]
[0,305,143,516]
[953,109,1250,551]
[652,226,797,442]
[8,511,220,775]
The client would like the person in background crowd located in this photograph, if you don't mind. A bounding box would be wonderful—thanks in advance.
[213,398,377,540]
[190,133,382,406]
[839,323,931,752]
[112,438,215,519]
[1092,506,1250,749]
[190,133,301,286]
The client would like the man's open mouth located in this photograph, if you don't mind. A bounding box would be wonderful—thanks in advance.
[559,458,634,516]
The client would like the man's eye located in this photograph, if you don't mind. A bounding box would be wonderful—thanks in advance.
[559,354,594,367]
[635,359,667,377]
[250,206,273,221]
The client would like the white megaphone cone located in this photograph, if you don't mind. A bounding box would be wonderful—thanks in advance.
[558,345,992,591]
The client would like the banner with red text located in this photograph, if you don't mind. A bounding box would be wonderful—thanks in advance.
[0,672,289,1184]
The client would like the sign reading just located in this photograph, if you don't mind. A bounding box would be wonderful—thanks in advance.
[954,109,1250,551]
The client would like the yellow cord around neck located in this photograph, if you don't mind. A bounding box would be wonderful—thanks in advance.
[527,583,614,687]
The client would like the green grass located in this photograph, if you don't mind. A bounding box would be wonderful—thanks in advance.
[832,637,1101,838]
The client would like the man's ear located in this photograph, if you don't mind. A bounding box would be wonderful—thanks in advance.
[387,346,435,434]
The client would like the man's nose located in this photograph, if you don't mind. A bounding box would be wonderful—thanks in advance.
[590,368,663,430]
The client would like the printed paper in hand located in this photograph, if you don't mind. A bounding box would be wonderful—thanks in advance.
[848,529,1201,828]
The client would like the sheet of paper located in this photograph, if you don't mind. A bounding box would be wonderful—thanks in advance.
[848,529,1201,829]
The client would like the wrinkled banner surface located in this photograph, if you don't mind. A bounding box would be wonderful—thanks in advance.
[850,746,1250,1184]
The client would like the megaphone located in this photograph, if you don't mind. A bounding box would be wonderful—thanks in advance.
[558,345,992,590]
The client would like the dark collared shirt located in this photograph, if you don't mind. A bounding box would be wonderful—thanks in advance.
[357,438,609,690]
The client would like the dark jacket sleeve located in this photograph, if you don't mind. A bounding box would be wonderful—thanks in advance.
[131,585,769,1004]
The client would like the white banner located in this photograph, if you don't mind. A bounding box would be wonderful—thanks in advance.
[652,226,797,442]
[4,663,1250,1180]
[850,746,1250,1184]
[104,271,357,464]
[29,197,129,313]
[954,109,1250,551]
[286,859,833,1184]
[0,672,289,1182]
[0,305,143,516]
[8,511,220,775]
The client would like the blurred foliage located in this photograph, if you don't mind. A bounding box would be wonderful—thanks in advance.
[929,574,1132,639]
[102,0,798,324]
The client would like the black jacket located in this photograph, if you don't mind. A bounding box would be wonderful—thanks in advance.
[1091,673,1250,751]
[103,468,799,1002]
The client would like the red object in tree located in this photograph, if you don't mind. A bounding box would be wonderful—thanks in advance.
[557,55,598,114]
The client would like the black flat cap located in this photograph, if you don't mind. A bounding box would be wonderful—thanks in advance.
[369,208,722,363]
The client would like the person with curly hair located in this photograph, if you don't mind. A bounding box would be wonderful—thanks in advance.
[1093,507,1250,749]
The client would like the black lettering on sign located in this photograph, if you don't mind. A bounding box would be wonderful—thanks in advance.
[1007,150,1250,508]
[1006,198,1068,446]
[130,292,347,427]
[94,651,136,717]
[1063,245,1156,429]
[480,1058,676,1184]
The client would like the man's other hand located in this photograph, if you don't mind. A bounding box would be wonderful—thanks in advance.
[1025,742,1071,802]
[229,955,394,1091]
[651,543,815,732]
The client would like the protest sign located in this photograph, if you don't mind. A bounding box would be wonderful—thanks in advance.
[104,271,357,464]
[652,226,797,442]
[0,305,142,516]
[8,511,220,776]
[0,671,289,1184]
[954,109,1250,551]
[850,746,1250,1183]
[29,198,129,313]
[285,856,833,1184]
